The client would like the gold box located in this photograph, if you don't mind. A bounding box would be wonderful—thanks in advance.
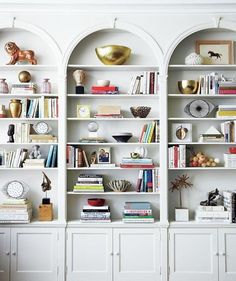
[39,203,53,221]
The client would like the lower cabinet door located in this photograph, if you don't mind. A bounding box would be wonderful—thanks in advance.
[66,228,112,281]
[169,228,218,281]
[0,228,10,281]
[10,228,58,281]
[219,228,236,281]
[113,228,160,281]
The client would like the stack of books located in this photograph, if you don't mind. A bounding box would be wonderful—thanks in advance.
[216,105,236,118]
[94,105,122,118]
[220,121,236,142]
[23,159,45,168]
[80,205,111,223]
[168,145,186,168]
[14,123,33,143]
[29,134,58,143]
[224,153,236,168]
[223,190,236,223]
[139,121,159,143]
[195,205,229,222]
[66,146,90,168]
[123,202,154,223]
[0,148,28,168]
[91,85,119,95]
[0,198,32,223]
[136,169,159,192]
[199,126,224,142]
[11,83,37,94]
[73,174,104,193]
[120,157,154,168]
[128,71,159,95]
[218,81,236,95]
[45,145,58,167]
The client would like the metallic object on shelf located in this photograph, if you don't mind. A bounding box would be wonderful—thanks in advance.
[95,45,131,65]
[178,80,199,94]
[18,71,31,83]
[9,99,22,118]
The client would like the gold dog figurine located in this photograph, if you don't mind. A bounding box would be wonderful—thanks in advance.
[5,42,37,65]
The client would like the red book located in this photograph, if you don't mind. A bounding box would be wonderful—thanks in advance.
[174,146,178,168]
[120,164,155,168]
[219,90,236,94]
[139,124,148,143]
[149,72,155,94]
[91,86,118,91]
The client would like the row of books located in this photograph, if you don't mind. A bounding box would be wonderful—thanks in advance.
[120,157,155,168]
[66,146,89,168]
[136,169,159,193]
[0,198,32,223]
[11,82,37,94]
[216,105,236,118]
[123,202,154,223]
[128,71,159,95]
[20,97,58,118]
[138,121,159,143]
[223,190,236,223]
[73,174,104,193]
[168,145,186,168]
[221,120,236,142]
[91,86,119,95]
[80,205,111,223]
[195,205,229,222]
[0,145,57,168]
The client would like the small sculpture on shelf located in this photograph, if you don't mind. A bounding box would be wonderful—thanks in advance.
[5,42,37,65]
[73,69,86,94]
[107,180,132,192]
[18,71,31,83]
[7,124,15,143]
[185,52,203,65]
[29,145,41,159]
[39,172,53,221]
[200,188,222,206]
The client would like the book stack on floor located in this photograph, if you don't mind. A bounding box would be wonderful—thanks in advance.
[80,205,111,223]
[120,157,154,168]
[136,169,159,193]
[195,205,230,222]
[218,81,236,95]
[0,198,32,223]
[223,190,236,222]
[11,82,37,94]
[216,105,236,118]
[73,174,104,193]
[91,86,119,95]
[123,202,154,223]
[168,145,186,168]
[95,105,122,118]
[128,71,159,95]
[139,121,159,143]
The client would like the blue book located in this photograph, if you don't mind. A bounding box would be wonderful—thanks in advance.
[147,170,153,192]
[46,145,54,168]
[142,170,148,192]
[51,145,58,167]
[124,202,151,210]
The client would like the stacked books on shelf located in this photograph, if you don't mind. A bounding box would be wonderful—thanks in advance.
[168,145,186,168]
[221,121,236,142]
[195,205,230,222]
[45,145,58,168]
[29,134,58,143]
[218,81,236,95]
[66,146,90,168]
[216,105,236,118]
[223,190,236,223]
[91,85,119,95]
[73,174,104,193]
[136,169,159,192]
[11,83,37,94]
[20,97,58,118]
[224,153,236,168]
[120,157,155,168]
[0,198,32,223]
[139,121,159,143]
[199,126,224,142]
[80,205,111,223]
[128,71,159,95]
[123,202,154,223]
[23,159,45,168]
[94,105,122,118]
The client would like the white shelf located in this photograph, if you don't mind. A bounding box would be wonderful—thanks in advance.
[168,167,235,170]
[67,191,160,195]
[67,94,159,98]
[0,93,59,98]
[68,142,159,146]
[0,118,59,121]
[168,117,236,121]
[67,117,159,121]
[169,64,236,70]
[0,65,58,71]
[0,167,58,170]
[67,167,159,170]
[169,220,236,228]
[168,142,235,145]
[168,94,236,98]
[0,142,58,145]
[67,65,159,71]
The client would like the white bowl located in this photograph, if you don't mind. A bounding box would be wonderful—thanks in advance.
[97,80,110,86]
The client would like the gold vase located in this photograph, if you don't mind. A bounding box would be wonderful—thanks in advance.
[9,99,22,118]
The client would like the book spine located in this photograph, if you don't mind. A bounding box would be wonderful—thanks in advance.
[46,145,54,167]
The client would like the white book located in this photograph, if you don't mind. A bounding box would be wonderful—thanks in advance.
[127,75,136,95]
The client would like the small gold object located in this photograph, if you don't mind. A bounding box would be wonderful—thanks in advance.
[9,99,22,118]
[178,80,199,94]
[95,45,131,65]
[18,71,31,83]
[130,152,140,159]
[176,126,188,140]
[39,203,53,221]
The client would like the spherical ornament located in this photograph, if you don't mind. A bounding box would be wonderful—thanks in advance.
[18,71,31,83]
[88,122,99,132]
[185,52,204,65]
[214,158,220,164]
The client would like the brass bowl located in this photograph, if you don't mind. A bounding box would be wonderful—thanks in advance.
[178,80,199,94]
[95,45,131,65]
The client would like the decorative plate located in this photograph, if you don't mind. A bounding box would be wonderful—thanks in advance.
[33,121,51,135]
[2,180,29,199]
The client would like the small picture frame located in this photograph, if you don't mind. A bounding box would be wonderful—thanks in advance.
[172,123,192,142]
[97,147,111,163]
[77,105,90,118]
[195,40,234,65]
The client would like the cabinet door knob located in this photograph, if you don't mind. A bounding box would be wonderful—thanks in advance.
[5,252,10,256]
[220,252,226,256]
[214,252,219,256]
[110,253,113,256]
[12,252,16,256]
[115,252,120,256]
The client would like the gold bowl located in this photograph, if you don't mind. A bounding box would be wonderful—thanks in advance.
[95,45,131,65]
[178,80,199,94]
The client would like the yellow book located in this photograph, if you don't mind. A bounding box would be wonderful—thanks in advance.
[148,121,156,143]
[44,98,49,118]
[217,111,236,116]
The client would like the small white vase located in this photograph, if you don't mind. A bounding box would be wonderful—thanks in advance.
[175,207,189,221]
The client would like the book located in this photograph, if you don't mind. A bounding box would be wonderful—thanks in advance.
[51,145,58,167]
[45,145,54,167]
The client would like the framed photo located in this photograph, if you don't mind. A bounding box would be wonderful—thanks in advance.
[195,40,234,65]
[77,105,90,118]
[172,123,192,142]
[97,147,111,163]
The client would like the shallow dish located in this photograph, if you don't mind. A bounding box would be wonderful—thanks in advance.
[229,147,236,154]
[87,198,105,207]
[97,80,110,86]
